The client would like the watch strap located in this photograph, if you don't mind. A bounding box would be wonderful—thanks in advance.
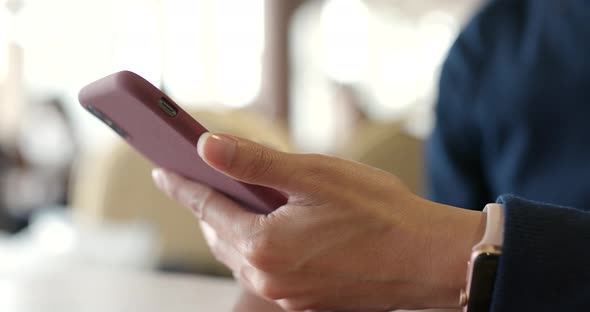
[460,203,505,310]
[474,203,504,249]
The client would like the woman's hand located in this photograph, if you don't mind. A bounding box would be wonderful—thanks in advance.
[152,133,485,311]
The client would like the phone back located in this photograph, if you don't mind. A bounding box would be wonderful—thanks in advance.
[78,71,286,214]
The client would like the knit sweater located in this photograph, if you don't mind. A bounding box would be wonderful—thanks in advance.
[426,0,590,310]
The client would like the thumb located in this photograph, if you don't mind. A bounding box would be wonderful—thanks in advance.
[197,132,306,193]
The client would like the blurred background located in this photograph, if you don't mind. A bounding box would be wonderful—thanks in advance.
[0,0,483,277]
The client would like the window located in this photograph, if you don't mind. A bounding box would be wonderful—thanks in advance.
[0,0,264,148]
[290,0,481,152]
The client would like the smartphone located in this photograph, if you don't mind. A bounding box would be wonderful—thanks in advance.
[78,70,287,214]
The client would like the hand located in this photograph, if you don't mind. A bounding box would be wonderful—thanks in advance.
[152,133,485,311]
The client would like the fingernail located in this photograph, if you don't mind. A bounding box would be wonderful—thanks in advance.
[197,133,237,169]
[152,168,167,191]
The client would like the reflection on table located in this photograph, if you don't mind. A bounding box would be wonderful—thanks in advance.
[0,270,239,312]
[0,268,462,312]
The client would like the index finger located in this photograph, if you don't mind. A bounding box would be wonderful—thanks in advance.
[152,168,261,243]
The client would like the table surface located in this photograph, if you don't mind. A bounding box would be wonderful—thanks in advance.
[0,269,459,312]
[0,269,242,312]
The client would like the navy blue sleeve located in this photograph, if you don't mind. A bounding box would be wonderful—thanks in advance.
[425,6,493,210]
[492,195,590,310]
[426,0,533,210]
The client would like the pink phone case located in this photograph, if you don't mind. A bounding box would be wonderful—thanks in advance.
[78,71,286,214]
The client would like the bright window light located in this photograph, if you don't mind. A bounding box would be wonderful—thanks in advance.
[319,0,369,83]
[16,0,122,91]
[11,0,265,149]
[161,0,210,105]
[0,281,24,311]
[366,10,458,118]
[33,215,76,255]
[161,0,264,108]
[213,0,264,107]
[113,0,162,87]
[417,11,458,70]
[0,7,10,82]
[36,222,76,255]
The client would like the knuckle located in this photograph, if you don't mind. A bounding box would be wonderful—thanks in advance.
[289,154,341,198]
[297,154,334,181]
[239,146,276,181]
[240,234,285,272]
[208,243,223,261]
[252,276,283,300]
[167,182,183,201]
[190,186,214,218]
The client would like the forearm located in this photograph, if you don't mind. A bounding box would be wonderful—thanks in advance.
[424,195,590,311]
[419,199,487,308]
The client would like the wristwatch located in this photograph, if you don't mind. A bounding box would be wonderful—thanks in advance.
[459,204,504,312]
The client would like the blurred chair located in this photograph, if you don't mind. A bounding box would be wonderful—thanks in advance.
[336,120,424,195]
[70,109,292,275]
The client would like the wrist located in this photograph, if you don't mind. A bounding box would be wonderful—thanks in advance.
[425,201,486,308]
